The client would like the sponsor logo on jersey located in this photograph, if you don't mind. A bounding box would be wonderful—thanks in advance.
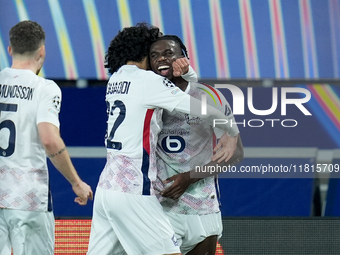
[159,129,189,136]
[161,136,185,153]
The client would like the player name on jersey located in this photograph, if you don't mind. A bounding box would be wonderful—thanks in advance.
[106,81,131,95]
[0,84,34,100]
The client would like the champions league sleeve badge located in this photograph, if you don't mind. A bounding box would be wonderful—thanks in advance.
[52,95,61,112]
[163,77,175,88]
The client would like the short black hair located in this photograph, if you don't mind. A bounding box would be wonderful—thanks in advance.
[155,35,189,59]
[105,22,160,74]
[9,20,45,56]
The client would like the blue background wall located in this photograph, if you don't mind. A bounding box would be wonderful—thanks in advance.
[1,0,340,79]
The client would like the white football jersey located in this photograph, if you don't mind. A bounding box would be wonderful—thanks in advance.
[97,65,189,195]
[155,82,236,215]
[0,68,61,212]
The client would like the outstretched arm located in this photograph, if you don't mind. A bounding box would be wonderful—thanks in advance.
[38,122,93,205]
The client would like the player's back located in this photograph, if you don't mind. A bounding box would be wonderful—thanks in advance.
[0,68,57,167]
[105,65,160,158]
[100,64,188,195]
[0,67,60,211]
[104,64,189,157]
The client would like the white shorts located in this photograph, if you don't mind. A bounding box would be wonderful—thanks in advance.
[165,211,223,255]
[0,208,54,255]
[87,187,180,255]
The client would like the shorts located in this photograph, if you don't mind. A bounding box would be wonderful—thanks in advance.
[87,187,180,255]
[165,211,223,255]
[0,208,54,255]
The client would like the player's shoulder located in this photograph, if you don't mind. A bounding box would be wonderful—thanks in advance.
[193,82,226,101]
[39,77,59,88]
[143,69,163,80]
[143,70,177,89]
[43,78,58,86]
[193,82,222,94]
[36,77,61,95]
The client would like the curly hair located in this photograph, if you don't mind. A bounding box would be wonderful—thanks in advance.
[155,35,189,59]
[105,22,160,74]
[9,20,45,56]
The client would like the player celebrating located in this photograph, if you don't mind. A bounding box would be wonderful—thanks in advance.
[150,35,244,255]
[0,20,93,255]
[87,23,239,255]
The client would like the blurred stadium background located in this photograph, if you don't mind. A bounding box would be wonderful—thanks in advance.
[1,0,340,254]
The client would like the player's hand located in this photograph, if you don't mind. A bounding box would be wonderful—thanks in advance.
[161,172,192,200]
[173,57,190,77]
[72,181,93,205]
[212,133,238,163]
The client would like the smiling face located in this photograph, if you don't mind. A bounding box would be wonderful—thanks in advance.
[149,39,184,80]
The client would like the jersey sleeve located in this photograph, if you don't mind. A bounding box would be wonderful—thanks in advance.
[191,83,239,137]
[213,89,238,138]
[181,65,198,82]
[36,80,61,128]
[143,74,189,111]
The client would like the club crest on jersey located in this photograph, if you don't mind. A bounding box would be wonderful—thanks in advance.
[185,114,200,125]
[163,77,175,88]
[53,95,61,112]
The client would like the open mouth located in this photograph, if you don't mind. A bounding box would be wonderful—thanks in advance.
[158,65,170,76]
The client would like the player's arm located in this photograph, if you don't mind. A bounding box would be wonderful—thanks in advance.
[147,74,238,136]
[161,134,244,200]
[211,91,243,163]
[162,91,243,199]
[38,122,93,205]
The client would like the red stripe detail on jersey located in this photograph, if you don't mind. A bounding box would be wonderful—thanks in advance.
[200,83,223,106]
[143,109,154,155]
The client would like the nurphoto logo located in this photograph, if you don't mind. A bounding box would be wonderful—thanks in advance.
[201,84,312,128]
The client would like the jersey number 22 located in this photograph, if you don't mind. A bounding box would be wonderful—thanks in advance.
[106,100,125,150]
